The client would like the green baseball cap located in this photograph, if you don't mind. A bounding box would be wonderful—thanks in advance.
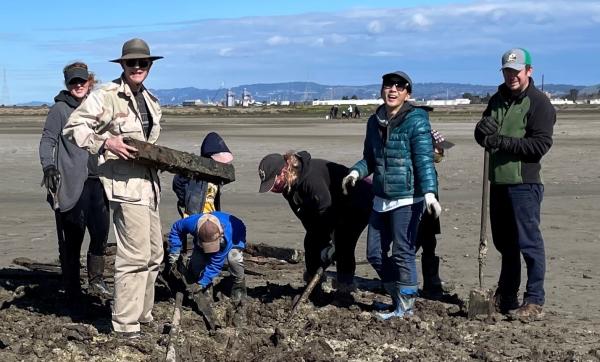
[501,48,532,71]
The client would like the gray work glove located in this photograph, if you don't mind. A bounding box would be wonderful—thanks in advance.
[342,170,359,195]
[42,165,60,193]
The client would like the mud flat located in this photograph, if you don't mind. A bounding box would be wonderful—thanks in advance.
[0,106,599,360]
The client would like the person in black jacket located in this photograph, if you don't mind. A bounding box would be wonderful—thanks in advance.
[258,150,373,292]
[38,62,110,298]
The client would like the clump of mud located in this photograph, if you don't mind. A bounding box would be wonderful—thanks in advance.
[1,259,599,362]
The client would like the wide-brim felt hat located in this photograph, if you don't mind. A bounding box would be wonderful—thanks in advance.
[110,38,163,63]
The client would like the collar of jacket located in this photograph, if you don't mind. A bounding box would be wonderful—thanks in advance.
[498,77,535,103]
[375,102,414,129]
[114,75,160,103]
[53,90,81,109]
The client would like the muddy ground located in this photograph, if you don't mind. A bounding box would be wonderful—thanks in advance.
[0,106,599,361]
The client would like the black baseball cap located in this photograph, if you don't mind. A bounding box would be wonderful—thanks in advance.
[258,154,285,193]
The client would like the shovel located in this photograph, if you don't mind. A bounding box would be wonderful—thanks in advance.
[467,150,494,319]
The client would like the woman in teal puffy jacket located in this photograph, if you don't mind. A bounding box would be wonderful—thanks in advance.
[342,71,441,319]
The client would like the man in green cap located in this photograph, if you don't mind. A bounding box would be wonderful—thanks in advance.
[63,38,164,338]
[474,48,556,322]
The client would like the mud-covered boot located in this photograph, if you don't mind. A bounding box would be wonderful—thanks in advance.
[421,255,444,300]
[87,254,112,299]
[375,283,418,320]
[231,279,247,304]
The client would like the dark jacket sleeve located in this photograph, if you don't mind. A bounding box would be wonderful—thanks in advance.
[39,104,64,169]
[172,174,189,208]
[499,93,555,161]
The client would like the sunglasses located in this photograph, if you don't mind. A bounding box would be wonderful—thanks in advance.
[382,80,409,91]
[68,78,87,86]
[124,59,151,68]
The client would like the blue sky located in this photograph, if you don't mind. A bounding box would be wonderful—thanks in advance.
[1,0,599,103]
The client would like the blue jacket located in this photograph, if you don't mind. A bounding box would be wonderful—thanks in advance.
[351,104,437,199]
[168,211,246,288]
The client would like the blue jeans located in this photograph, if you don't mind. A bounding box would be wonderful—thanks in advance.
[366,201,424,286]
[490,184,545,305]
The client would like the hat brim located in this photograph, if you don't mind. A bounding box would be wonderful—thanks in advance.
[201,240,220,254]
[110,54,164,63]
[501,63,526,71]
[259,176,276,193]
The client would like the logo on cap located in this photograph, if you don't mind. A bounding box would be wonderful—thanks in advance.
[507,53,517,63]
[259,169,266,181]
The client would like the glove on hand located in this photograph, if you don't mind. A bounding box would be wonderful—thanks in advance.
[483,134,503,150]
[424,193,442,219]
[187,282,204,295]
[42,165,60,193]
[320,244,336,265]
[475,116,499,136]
[342,170,359,195]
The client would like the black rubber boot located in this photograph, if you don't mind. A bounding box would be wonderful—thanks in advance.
[421,255,444,300]
[87,254,112,298]
[231,279,247,304]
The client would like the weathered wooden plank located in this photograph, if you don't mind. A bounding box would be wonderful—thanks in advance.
[123,138,235,184]
[244,242,304,264]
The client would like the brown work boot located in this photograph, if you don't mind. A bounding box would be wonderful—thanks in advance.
[508,303,544,322]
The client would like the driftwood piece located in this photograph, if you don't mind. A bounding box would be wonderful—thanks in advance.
[244,242,303,264]
[13,257,62,274]
[123,138,235,184]
[166,292,184,362]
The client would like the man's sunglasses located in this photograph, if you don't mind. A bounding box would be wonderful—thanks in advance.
[124,59,151,68]
[382,80,409,91]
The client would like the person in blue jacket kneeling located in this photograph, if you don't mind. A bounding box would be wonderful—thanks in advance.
[167,211,247,303]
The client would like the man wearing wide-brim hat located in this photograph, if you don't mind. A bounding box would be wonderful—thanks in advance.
[63,38,164,339]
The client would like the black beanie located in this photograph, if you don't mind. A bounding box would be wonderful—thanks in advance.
[200,132,231,157]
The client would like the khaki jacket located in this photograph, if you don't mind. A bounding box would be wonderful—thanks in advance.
[63,77,162,206]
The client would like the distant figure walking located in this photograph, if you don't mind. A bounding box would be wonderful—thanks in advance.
[354,105,361,118]
[333,104,339,119]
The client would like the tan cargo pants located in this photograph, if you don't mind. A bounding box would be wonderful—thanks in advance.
[110,201,163,333]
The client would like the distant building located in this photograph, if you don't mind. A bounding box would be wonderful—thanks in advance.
[241,88,252,107]
[182,100,204,107]
[425,98,471,106]
[590,99,600,105]
[312,99,383,106]
[226,89,235,107]
[550,98,574,105]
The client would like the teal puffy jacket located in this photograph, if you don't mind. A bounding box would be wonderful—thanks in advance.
[351,103,437,199]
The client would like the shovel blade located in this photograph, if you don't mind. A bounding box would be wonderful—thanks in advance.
[467,288,494,319]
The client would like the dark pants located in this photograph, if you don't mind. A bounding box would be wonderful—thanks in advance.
[58,178,110,290]
[304,207,370,284]
[490,183,545,305]
[366,201,424,286]
[416,212,442,290]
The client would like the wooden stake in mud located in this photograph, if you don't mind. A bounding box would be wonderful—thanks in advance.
[468,151,494,319]
[166,292,183,362]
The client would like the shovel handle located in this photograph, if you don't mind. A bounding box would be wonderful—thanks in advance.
[478,150,490,289]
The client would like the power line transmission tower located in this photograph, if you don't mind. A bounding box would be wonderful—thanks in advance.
[1,68,10,106]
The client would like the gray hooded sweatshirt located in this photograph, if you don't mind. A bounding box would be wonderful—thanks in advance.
[39,90,99,212]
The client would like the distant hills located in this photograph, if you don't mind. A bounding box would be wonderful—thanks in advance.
[14,81,596,106]
[150,82,593,105]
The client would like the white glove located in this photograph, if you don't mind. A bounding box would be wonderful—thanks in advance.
[424,193,442,219]
[342,170,359,195]
[168,253,180,265]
